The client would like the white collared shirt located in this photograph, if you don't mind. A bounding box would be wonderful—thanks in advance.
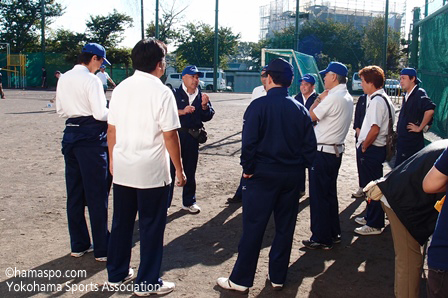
[108,70,181,189]
[404,84,418,103]
[356,89,395,148]
[313,84,354,151]
[302,90,316,106]
[251,85,266,101]
[182,82,199,105]
[56,64,108,121]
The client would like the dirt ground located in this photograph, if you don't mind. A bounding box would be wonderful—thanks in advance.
[0,89,427,297]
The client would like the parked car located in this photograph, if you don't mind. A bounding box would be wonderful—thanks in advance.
[352,72,362,92]
[165,73,205,89]
[198,69,227,91]
[384,79,402,96]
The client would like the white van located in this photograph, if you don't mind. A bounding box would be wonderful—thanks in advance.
[198,70,227,91]
[352,72,362,92]
[165,73,205,90]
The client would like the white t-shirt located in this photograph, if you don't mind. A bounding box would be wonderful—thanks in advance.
[108,70,181,189]
[251,85,266,101]
[96,71,110,85]
[357,89,395,148]
[56,65,108,121]
[313,84,354,153]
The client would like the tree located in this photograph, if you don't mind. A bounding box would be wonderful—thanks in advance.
[47,29,86,63]
[86,9,133,48]
[362,17,402,73]
[175,23,240,69]
[227,40,268,70]
[146,0,187,44]
[0,0,64,52]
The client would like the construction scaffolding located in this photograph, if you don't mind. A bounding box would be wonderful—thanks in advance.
[260,0,406,40]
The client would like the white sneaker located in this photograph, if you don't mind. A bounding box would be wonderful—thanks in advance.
[95,257,107,262]
[134,280,175,296]
[70,245,93,258]
[182,203,201,213]
[106,268,134,286]
[267,274,283,290]
[354,217,367,225]
[216,277,249,293]
[355,225,382,235]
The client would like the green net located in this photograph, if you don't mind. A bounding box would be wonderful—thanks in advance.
[418,6,448,139]
[263,49,324,96]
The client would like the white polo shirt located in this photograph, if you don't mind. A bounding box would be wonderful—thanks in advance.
[313,84,353,153]
[251,85,266,101]
[108,70,181,189]
[96,71,110,85]
[356,89,395,148]
[56,65,108,121]
[182,82,198,105]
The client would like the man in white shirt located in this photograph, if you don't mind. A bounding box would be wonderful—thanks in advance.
[302,62,354,250]
[106,38,185,296]
[96,65,116,93]
[353,65,395,236]
[56,43,111,261]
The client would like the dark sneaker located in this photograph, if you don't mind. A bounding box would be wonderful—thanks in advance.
[332,235,341,244]
[227,196,242,203]
[302,240,333,250]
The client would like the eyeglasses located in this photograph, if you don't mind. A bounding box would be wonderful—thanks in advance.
[261,72,268,78]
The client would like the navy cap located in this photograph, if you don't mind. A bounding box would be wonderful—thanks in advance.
[261,65,267,72]
[82,43,110,65]
[319,62,348,77]
[266,58,294,82]
[299,74,316,85]
[400,68,422,83]
[182,65,203,77]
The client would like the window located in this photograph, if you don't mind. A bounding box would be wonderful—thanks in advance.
[170,74,180,79]
[205,72,214,78]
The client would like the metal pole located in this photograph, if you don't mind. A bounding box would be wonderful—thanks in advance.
[155,0,159,39]
[141,0,144,39]
[213,0,219,92]
[410,8,421,68]
[294,0,300,51]
[382,0,389,73]
[425,0,429,17]
[41,0,45,65]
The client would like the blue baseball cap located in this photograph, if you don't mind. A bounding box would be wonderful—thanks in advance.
[319,62,348,77]
[182,65,203,77]
[82,43,110,65]
[266,58,294,82]
[299,74,316,85]
[400,68,422,83]
[261,65,267,72]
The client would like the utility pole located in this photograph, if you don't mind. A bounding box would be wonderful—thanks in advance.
[382,0,389,73]
[213,0,219,92]
[41,0,45,65]
[155,0,159,39]
[141,0,144,39]
[294,0,300,51]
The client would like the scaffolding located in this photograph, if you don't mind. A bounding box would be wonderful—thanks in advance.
[260,0,406,40]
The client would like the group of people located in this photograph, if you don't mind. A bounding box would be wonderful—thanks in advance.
[54,38,447,297]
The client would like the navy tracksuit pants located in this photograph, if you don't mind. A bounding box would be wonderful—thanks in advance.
[168,131,198,207]
[309,151,342,246]
[107,184,169,289]
[357,145,386,229]
[64,145,111,258]
[229,166,303,287]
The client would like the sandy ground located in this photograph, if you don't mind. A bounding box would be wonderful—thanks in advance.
[0,89,426,297]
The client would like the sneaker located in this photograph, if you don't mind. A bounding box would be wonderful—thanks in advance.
[106,268,134,286]
[182,203,201,213]
[352,187,365,198]
[227,195,242,203]
[71,245,93,258]
[332,235,342,244]
[134,280,175,296]
[95,257,107,262]
[302,240,333,250]
[354,225,382,235]
[267,274,283,290]
[355,217,367,225]
[216,277,249,294]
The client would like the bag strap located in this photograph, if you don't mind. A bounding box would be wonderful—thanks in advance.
[371,94,394,134]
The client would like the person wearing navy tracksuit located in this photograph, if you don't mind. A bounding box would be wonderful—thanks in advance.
[352,94,367,198]
[353,66,395,236]
[396,68,435,167]
[56,43,111,261]
[217,58,316,293]
[168,65,215,213]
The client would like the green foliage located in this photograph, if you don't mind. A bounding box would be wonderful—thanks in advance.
[47,29,86,64]
[228,40,268,70]
[0,0,64,52]
[174,23,240,69]
[107,47,132,67]
[86,9,133,48]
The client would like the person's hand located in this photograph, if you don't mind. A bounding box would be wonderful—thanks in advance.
[319,90,329,101]
[201,93,210,110]
[183,106,195,115]
[242,173,253,179]
[407,122,421,133]
[176,170,186,187]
